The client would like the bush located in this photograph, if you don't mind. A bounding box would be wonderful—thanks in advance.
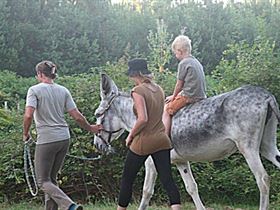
[211,38,280,100]
[1,61,280,206]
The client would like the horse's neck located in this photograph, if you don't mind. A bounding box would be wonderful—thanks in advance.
[116,93,136,131]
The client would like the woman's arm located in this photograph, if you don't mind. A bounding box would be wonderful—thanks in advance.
[126,92,148,147]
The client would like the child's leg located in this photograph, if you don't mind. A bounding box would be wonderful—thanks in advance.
[163,95,189,136]
[162,106,172,136]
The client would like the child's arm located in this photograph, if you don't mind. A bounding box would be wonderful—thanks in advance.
[166,80,184,102]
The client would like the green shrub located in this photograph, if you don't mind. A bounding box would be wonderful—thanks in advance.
[0,70,35,109]
[211,38,280,100]
[1,61,280,206]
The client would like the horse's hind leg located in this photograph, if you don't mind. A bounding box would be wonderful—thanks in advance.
[138,156,157,210]
[240,146,270,210]
[260,115,280,168]
[176,162,206,210]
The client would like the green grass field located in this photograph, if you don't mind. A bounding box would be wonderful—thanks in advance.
[0,202,263,210]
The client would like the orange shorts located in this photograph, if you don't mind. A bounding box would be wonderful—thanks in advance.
[165,95,193,116]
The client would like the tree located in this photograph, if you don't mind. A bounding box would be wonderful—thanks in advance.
[0,0,22,71]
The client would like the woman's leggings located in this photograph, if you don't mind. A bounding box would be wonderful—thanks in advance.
[118,149,181,207]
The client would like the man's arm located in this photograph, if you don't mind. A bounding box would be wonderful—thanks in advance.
[23,106,35,141]
[68,108,102,133]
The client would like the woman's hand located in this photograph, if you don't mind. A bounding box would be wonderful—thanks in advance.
[125,134,133,147]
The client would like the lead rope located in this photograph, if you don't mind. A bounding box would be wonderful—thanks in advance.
[66,153,101,161]
[67,128,102,161]
[23,138,38,196]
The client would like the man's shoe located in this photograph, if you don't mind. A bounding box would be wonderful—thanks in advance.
[75,204,83,210]
[69,203,83,210]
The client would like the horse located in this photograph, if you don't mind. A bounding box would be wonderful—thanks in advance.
[93,73,280,210]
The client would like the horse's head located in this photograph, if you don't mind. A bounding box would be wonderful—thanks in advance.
[93,73,125,154]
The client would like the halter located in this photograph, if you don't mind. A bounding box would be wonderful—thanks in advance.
[95,93,123,148]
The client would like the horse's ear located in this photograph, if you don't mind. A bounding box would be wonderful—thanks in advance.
[100,73,118,98]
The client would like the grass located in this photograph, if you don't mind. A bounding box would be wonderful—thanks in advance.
[0,202,263,210]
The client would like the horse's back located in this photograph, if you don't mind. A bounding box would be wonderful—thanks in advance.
[171,85,277,161]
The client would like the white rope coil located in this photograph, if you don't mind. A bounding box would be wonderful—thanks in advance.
[23,138,38,196]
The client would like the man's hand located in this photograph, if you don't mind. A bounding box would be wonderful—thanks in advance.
[90,124,103,133]
[23,133,31,142]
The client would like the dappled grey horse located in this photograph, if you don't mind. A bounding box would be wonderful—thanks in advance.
[93,73,280,210]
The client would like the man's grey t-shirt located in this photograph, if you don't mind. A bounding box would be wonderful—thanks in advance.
[177,56,207,99]
[26,83,76,144]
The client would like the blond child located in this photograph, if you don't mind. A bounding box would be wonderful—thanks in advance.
[163,35,207,136]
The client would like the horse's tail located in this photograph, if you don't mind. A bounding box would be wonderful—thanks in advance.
[268,94,280,123]
[260,92,280,168]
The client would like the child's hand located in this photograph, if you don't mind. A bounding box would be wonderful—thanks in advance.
[165,95,174,103]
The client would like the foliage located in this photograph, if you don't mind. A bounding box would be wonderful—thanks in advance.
[212,38,280,101]
[40,3,101,75]
[0,109,12,130]
[0,111,26,202]
[0,1,280,76]
[147,19,173,73]
[0,70,34,108]
[1,0,280,206]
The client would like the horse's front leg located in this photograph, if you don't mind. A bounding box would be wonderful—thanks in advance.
[175,162,206,210]
[138,156,157,210]
[171,149,206,210]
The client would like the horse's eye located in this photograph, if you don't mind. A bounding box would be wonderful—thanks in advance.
[95,113,103,118]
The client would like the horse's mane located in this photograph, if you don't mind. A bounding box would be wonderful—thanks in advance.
[119,91,131,98]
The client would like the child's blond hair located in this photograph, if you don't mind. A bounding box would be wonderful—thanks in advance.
[171,35,192,54]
